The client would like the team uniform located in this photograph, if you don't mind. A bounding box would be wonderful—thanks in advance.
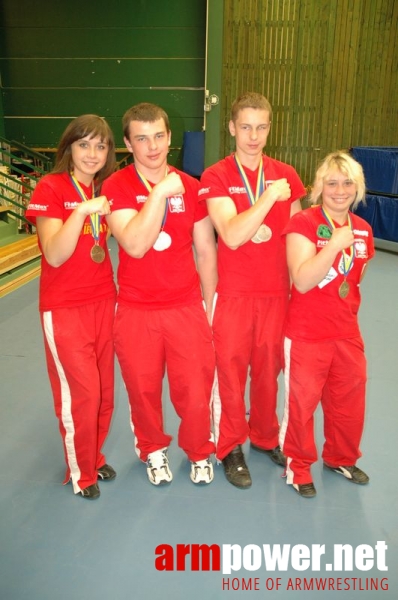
[26,172,116,494]
[102,164,215,463]
[199,154,306,460]
[279,206,375,485]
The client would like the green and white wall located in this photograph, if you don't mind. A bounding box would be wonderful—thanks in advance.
[0,0,208,167]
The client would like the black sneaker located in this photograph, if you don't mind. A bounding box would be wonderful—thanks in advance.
[323,463,369,484]
[222,445,252,489]
[97,464,117,481]
[250,443,287,467]
[293,482,317,498]
[80,483,100,500]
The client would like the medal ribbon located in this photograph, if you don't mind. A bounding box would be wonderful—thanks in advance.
[234,154,265,206]
[321,207,354,275]
[69,173,99,244]
[134,165,169,229]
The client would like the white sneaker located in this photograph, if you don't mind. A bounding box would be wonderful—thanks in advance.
[146,449,173,485]
[190,458,214,484]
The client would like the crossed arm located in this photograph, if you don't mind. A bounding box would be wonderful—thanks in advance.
[206,178,293,249]
[37,196,111,267]
[287,226,355,294]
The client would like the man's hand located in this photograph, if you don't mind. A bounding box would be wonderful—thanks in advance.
[155,172,185,197]
[264,178,291,203]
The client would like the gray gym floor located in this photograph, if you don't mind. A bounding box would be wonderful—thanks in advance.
[0,237,396,599]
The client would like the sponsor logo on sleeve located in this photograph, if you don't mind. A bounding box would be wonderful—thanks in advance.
[64,201,79,210]
[27,203,48,212]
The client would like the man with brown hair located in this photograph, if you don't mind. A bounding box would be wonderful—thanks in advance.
[103,103,217,486]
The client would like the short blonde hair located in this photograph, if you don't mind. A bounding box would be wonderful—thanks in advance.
[310,151,366,209]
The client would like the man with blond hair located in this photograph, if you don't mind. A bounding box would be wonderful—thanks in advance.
[199,92,306,488]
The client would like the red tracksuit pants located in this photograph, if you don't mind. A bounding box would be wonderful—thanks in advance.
[114,302,216,462]
[279,336,367,485]
[41,297,115,493]
[212,294,288,460]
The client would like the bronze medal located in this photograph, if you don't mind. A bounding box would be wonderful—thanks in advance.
[153,231,172,252]
[339,280,350,299]
[90,244,106,263]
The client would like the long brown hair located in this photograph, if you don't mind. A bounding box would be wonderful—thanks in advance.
[52,115,116,188]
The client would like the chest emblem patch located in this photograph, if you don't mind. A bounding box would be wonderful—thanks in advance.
[169,195,185,213]
[317,224,332,239]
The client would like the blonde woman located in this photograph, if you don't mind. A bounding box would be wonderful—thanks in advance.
[279,151,374,498]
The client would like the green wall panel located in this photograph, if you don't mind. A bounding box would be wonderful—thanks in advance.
[3,90,203,118]
[0,28,205,59]
[0,59,205,89]
[0,0,207,150]
[0,0,206,28]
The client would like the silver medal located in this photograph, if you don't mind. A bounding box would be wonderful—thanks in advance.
[153,231,172,251]
[251,224,272,244]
